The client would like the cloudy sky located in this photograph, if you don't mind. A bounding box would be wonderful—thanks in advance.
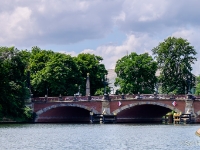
[1,0,200,75]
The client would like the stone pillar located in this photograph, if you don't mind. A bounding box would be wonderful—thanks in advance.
[102,101,110,115]
[185,93,194,113]
[86,73,90,96]
[185,95,196,122]
[88,93,91,101]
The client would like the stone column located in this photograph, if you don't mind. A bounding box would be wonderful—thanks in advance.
[86,73,90,96]
[185,98,195,115]
[102,101,111,115]
[185,94,196,122]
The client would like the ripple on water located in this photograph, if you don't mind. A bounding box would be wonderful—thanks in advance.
[0,124,200,150]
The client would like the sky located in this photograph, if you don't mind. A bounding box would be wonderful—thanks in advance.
[1,0,200,75]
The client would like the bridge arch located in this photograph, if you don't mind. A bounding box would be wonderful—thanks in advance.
[112,101,182,115]
[35,103,99,122]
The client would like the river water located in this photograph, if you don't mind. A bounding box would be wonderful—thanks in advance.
[0,123,200,150]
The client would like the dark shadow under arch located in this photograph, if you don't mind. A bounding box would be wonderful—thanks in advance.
[35,103,99,122]
[113,102,182,123]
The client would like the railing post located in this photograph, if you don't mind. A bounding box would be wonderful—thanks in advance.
[170,94,175,99]
[121,93,125,100]
[103,93,107,100]
[45,95,47,103]
[154,92,158,99]
[88,93,91,101]
[74,94,77,101]
[59,94,62,101]
[137,92,141,99]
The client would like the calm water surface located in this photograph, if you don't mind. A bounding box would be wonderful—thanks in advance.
[0,123,200,150]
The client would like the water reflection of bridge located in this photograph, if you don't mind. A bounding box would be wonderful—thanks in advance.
[32,94,200,123]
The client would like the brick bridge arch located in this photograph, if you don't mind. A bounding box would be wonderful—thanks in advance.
[35,103,99,122]
[112,101,182,115]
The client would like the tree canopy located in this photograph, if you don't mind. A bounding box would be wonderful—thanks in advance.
[0,46,108,121]
[152,37,197,94]
[25,48,107,96]
[29,47,81,96]
[195,76,200,95]
[115,52,157,94]
[0,47,30,120]
[75,53,107,95]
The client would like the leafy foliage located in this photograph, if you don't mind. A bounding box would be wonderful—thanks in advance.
[195,76,200,95]
[75,53,107,95]
[115,52,157,94]
[29,47,81,96]
[152,37,197,94]
[0,47,29,120]
[0,47,107,120]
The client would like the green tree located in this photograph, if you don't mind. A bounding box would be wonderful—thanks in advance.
[152,37,197,94]
[29,47,81,96]
[75,53,107,95]
[195,76,200,95]
[0,47,29,120]
[115,52,157,94]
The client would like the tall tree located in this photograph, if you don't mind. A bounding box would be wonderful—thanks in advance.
[75,53,107,95]
[115,52,157,94]
[29,47,81,96]
[152,37,197,94]
[0,47,29,120]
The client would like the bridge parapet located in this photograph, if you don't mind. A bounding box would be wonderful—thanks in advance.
[32,94,199,103]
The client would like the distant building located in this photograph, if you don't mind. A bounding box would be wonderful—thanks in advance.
[107,69,119,94]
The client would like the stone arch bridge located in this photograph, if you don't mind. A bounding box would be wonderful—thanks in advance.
[31,94,200,123]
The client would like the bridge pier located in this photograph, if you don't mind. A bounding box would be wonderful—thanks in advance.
[102,101,111,115]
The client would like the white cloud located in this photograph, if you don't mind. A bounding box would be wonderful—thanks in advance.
[59,50,78,57]
[1,0,200,47]
[1,0,200,74]
[0,6,33,44]
[81,34,158,69]
[0,0,122,46]
[114,11,126,22]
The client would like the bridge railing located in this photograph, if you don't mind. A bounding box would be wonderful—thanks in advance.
[31,94,200,102]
